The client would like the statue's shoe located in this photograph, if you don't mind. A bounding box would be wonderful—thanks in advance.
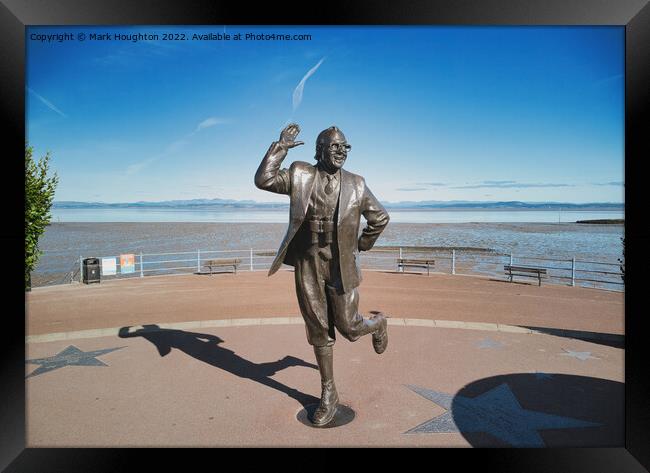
[312,383,339,426]
[372,314,388,354]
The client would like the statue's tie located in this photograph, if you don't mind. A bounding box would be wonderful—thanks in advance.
[325,175,334,194]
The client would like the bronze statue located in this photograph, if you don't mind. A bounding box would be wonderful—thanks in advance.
[255,123,390,426]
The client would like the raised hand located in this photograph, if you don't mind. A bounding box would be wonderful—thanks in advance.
[279,123,305,149]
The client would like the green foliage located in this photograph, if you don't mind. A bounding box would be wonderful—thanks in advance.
[25,143,59,291]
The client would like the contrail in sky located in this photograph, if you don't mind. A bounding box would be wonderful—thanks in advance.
[292,57,325,112]
[193,117,228,134]
[125,116,229,175]
[27,87,67,117]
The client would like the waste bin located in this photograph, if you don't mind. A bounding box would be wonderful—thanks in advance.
[83,257,100,284]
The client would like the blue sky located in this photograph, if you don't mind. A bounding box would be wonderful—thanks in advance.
[26,26,624,204]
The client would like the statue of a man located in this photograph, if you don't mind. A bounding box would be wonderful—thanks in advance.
[255,123,390,426]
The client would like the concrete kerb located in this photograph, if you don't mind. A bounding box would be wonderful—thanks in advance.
[25,317,621,344]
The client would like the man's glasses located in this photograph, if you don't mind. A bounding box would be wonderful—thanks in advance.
[328,142,352,152]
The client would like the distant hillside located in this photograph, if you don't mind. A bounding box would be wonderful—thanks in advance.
[382,200,624,210]
[53,198,624,210]
[53,198,288,209]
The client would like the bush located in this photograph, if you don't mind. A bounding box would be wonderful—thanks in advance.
[25,144,59,291]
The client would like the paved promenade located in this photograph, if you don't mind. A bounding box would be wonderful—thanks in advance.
[25,270,624,447]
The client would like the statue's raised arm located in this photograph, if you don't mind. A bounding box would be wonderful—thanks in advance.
[278,123,305,150]
[254,123,304,195]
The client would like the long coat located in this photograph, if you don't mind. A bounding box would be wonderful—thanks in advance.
[254,141,390,293]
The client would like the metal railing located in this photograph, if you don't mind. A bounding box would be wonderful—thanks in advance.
[72,246,624,291]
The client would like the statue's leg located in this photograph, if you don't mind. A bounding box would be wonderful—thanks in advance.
[311,344,339,425]
[326,285,388,354]
[294,257,335,347]
[294,257,339,425]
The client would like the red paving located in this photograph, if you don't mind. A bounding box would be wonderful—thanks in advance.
[27,270,623,336]
[25,271,624,447]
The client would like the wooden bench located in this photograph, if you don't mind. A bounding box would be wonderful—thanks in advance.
[397,258,435,276]
[203,258,241,275]
[504,264,547,286]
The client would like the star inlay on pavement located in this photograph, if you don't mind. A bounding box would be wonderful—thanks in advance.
[26,345,126,378]
[560,349,599,361]
[477,338,504,349]
[403,383,601,447]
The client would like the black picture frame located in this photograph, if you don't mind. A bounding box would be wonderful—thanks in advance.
[2,0,648,470]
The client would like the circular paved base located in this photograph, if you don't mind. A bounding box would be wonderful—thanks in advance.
[296,404,356,428]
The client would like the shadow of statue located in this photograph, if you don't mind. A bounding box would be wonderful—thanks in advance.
[403,373,623,447]
[516,325,624,349]
[118,324,319,408]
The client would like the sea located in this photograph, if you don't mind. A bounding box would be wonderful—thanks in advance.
[50,208,623,224]
[35,208,625,290]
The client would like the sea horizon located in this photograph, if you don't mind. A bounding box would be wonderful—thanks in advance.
[50,207,625,224]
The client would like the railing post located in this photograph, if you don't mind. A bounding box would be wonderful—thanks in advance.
[510,253,513,266]
[250,248,254,271]
[399,247,403,272]
[571,257,575,287]
[140,252,144,278]
[79,255,83,283]
[197,249,201,273]
[452,249,456,275]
